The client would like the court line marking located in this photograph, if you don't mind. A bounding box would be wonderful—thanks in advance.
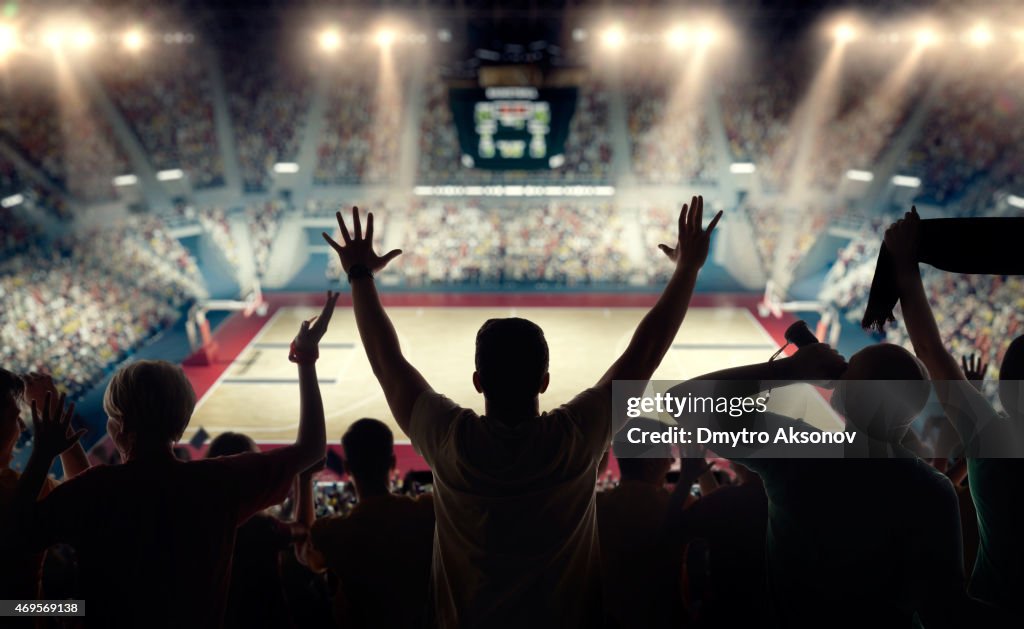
[740,307,785,348]
[190,308,284,415]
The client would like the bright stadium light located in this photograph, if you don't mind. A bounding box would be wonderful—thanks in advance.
[968,24,993,47]
[112,174,138,187]
[891,174,921,188]
[666,26,688,49]
[697,26,718,46]
[845,169,874,182]
[123,28,146,52]
[156,168,184,181]
[914,28,938,47]
[730,162,756,174]
[1,193,24,208]
[0,24,16,59]
[43,28,65,49]
[318,28,341,52]
[72,27,96,50]
[1007,194,1024,209]
[833,23,857,44]
[374,28,396,48]
[600,26,625,50]
[273,162,300,174]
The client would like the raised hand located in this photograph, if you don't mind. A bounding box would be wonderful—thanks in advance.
[322,206,403,275]
[788,343,849,382]
[884,206,921,267]
[30,391,84,461]
[294,291,341,355]
[961,353,988,391]
[658,195,723,271]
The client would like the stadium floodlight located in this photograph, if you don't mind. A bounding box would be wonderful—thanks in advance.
[666,26,688,49]
[1,193,23,208]
[1007,194,1024,209]
[845,169,874,182]
[273,162,300,174]
[113,174,138,187]
[318,28,341,52]
[833,23,857,44]
[43,28,65,49]
[156,169,184,181]
[72,27,96,50]
[697,27,718,46]
[0,24,16,59]
[730,162,756,174]
[600,26,625,50]
[891,174,921,188]
[914,28,938,47]
[374,28,396,48]
[968,24,993,48]
[123,28,146,52]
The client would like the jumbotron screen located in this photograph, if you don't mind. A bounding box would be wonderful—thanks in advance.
[450,86,578,170]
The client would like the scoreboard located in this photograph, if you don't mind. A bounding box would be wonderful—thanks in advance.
[450,86,578,170]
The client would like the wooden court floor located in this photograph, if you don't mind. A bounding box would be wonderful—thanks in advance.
[183,306,840,443]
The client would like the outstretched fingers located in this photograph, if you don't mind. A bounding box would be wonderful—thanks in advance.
[706,210,723,234]
[336,211,352,243]
[321,232,343,253]
[380,249,403,266]
[365,212,374,243]
[352,207,362,240]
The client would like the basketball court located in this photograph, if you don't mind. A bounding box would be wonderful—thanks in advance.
[181,293,841,446]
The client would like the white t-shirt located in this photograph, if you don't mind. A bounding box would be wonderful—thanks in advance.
[409,387,612,629]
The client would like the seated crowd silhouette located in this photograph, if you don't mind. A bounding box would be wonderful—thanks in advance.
[1,201,1022,628]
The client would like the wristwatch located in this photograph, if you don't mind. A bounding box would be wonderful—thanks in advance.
[347,264,374,283]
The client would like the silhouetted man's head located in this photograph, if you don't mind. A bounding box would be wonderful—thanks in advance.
[0,368,26,464]
[206,432,259,458]
[342,418,396,485]
[473,318,550,407]
[999,335,1024,418]
[833,344,930,443]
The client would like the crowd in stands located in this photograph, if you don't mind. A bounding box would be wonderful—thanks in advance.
[97,44,225,188]
[897,59,1023,206]
[224,48,313,192]
[0,63,66,186]
[807,55,925,190]
[315,61,404,186]
[342,201,638,286]
[626,66,717,184]
[719,54,806,190]
[198,207,240,270]
[50,88,132,203]
[247,201,286,278]
[0,216,204,399]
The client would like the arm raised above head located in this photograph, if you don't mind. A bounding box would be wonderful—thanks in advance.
[323,207,432,437]
[597,196,722,405]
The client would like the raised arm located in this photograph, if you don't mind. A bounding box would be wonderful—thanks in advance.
[281,291,338,470]
[596,196,722,394]
[884,209,1000,450]
[323,207,431,435]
